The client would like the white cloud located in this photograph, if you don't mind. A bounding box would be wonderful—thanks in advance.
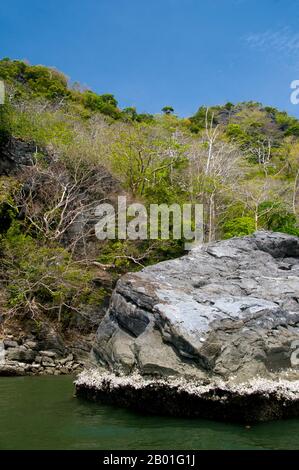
[245,27,299,54]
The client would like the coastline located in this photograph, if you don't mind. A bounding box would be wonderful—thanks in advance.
[75,369,299,423]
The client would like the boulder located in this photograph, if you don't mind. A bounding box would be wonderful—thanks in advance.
[24,341,38,350]
[39,350,57,358]
[33,324,65,355]
[3,339,18,349]
[5,346,36,363]
[0,362,26,376]
[76,232,299,422]
[41,357,55,367]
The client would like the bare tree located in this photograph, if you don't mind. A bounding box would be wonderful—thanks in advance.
[185,122,243,242]
[15,158,111,252]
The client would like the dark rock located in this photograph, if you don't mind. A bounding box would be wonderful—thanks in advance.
[0,364,25,376]
[3,339,18,349]
[75,372,299,423]
[5,346,36,363]
[70,340,93,362]
[34,355,42,364]
[41,357,55,367]
[77,231,299,422]
[34,324,65,355]
[92,271,114,289]
[0,137,37,176]
[67,305,107,332]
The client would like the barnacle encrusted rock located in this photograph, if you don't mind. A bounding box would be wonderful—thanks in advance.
[76,231,299,421]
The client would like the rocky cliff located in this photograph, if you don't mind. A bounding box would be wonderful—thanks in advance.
[76,232,299,422]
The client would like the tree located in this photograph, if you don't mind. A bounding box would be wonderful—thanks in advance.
[109,126,186,198]
[81,91,120,118]
[14,157,108,254]
[232,177,289,231]
[185,110,243,242]
[122,107,138,121]
[223,216,256,238]
[162,106,174,115]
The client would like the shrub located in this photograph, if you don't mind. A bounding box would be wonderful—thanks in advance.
[1,223,102,325]
[258,201,299,236]
[222,216,256,239]
[82,90,119,118]
[0,177,19,233]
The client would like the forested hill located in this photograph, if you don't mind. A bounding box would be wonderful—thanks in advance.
[0,58,298,334]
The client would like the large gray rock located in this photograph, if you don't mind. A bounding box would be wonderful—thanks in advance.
[92,231,299,380]
[77,232,299,421]
[33,323,66,355]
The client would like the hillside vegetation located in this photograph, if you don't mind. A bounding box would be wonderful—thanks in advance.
[0,58,298,332]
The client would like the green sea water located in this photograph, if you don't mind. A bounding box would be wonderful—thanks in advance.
[0,375,298,450]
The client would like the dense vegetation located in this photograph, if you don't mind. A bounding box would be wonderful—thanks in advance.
[0,58,298,329]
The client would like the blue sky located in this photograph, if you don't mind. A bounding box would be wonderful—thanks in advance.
[1,0,299,116]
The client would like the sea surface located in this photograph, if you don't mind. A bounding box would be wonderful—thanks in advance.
[0,375,298,450]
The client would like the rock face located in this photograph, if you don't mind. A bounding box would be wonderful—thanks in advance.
[0,137,37,175]
[76,232,299,421]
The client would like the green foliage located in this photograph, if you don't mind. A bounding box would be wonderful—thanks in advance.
[97,239,184,273]
[122,106,138,121]
[82,90,120,118]
[189,106,217,133]
[0,100,12,144]
[0,177,19,233]
[0,59,69,101]
[109,125,187,198]
[284,122,299,137]
[225,123,249,146]
[224,102,234,110]
[162,106,174,115]
[0,58,163,127]
[0,58,153,123]
[8,107,75,145]
[23,65,69,100]
[258,202,299,236]
[1,57,299,336]
[222,216,256,239]
[274,111,299,135]
[222,202,299,238]
[1,223,102,324]
[0,58,27,84]
[135,113,155,123]
[121,107,155,123]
